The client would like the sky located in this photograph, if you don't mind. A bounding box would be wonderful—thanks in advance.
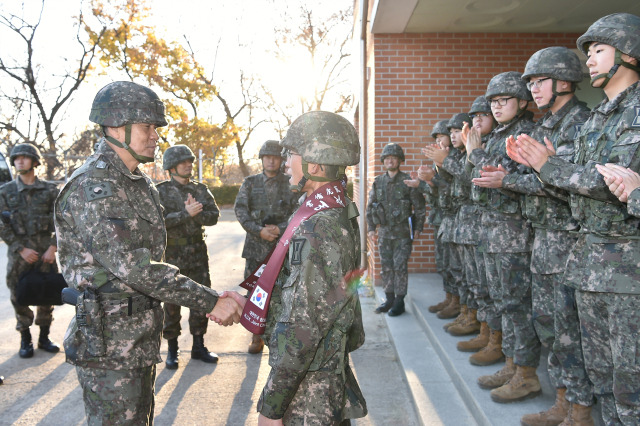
[0,0,357,160]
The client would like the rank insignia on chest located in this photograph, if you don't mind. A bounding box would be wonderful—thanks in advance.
[84,182,113,201]
[290,238,306,265]
[632,106,640,128]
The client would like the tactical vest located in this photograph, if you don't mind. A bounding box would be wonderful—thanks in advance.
[249,174,292,225]
[1,180,54,237]
[374,173,413,225]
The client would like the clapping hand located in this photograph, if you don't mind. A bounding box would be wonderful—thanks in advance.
[472,164,508,189]
[513,135,555,172]
[403,171,421,188]
[185,193,203,217]
[422,144,448,166]
[207,291,246,326]
[595,163,640,203]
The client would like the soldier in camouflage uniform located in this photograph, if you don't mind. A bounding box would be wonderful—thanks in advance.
[54,81,244,425]
[234,140,297,354]
[512,13,640,424]
[366,143,426,317]
[258,111,367,424]
[157,145,221,369]
[0,143,61,358]
[466,72,540,403]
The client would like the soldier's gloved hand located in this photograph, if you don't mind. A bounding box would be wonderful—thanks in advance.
[258,414,284,426]
[19,247,39,264]
[260,225,279,242]
[42,245,57,264]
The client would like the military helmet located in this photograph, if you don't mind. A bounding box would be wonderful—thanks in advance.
[486,71,532,101]
[280,111,360,166]
[431,120,449,138]
[163,145,195,170]
[380,143,405,162]
[259,140,283,159]
[468,96,491,115]
[522,47,584,83]
[10,143,41,167]
[89,81,168,128]
[447,113,472,131]
[577,13,640,60]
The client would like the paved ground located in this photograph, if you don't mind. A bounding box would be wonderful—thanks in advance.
[0,209,420,426]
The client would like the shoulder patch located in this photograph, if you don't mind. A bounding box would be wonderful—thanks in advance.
[632,106,640,128]
[290,238,307,265]
[84,182,113,201]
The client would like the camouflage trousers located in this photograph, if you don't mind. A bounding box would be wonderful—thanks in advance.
[162,255,211,340]
[576,291,640,425]
[532,273,563,389]
[433,226,444,276]
[553,284,593,407]
[485,251,540,367]
[6,253,55,332]
[459,244,478,310]
[76,365,156,425]
[379,237,413,296]
[470,243,493,324]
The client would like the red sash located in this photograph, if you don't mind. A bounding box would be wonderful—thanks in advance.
[240,180,347,334]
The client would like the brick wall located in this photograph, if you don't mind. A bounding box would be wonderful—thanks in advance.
[363,31,581,282]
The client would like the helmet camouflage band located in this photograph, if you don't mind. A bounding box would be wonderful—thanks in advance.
[522,47,584,83]
[259,140,283,159]
[280,111,360,167]
[486,71,533,101]
[380,143,405,163]
[577,13,640,60]
[163,145,196,171]
[10,143,41,167]
[431,120,449,138]
[89,81,168,128]
[447,113,472,131]
[468,96,491,115]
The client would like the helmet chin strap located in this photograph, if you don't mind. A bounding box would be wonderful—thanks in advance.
[290,159,344,192]
[170,171,192,179]
[590,49,640,89]
[104,124,155,164]
[539,80,574,111]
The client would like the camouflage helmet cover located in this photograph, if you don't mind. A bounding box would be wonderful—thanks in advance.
[468,96,491,115]
[447,113,472,131]
[280,111,360,166]
[163,145,195,170]
[486,71,533,101]
[576,13,640,60]
[431,120,449,138]
[89,81,168,128]
[522,46,584,83]
[380,143,405,163]
[10,143,42,166]
[259,140,283,158]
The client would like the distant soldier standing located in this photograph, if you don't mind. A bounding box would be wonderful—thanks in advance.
[234,140,297,354]
[0,143,60,358]
[367,143,426,317]
[158,145,221,369]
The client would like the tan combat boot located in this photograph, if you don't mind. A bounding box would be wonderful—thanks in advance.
[470,329,504,366]
[458,322,490,352]
[428,292,451,313]
[248,334,264,354]
[477,356,515,389]
[559,403,594,426]
[449,308,481,336]
[491,365,541,403]
[521,387,569,426]
[437,294,460,319]
[444,304,467,331]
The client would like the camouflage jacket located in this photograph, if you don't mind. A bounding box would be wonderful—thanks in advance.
[469,112,536,253]
[628,188,640,218]
[366,170,426,239]
[420,179,442,226]
[234,171,297,262]
[540,81,640,293]
[55,141,219,370]
[259,198,367,420]
[0,176,58,255]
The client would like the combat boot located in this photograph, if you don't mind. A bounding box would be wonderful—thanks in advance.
[458,322,490,352]
[521,387,568,426]
[437,294,460,319]
[19,329,34,359]
[443,304,467,331]
[388,295,405,317]
[559,403,594,426]
[470,329,504,366]
[191,335,219,363]
[428,292,451,313]
[166,338,179,370]
[375,292,395,314]
[248,334,264,354]
[491,365,541,403]
[449,308,481,336]
[477,357,515,389]
[37,326,60,353]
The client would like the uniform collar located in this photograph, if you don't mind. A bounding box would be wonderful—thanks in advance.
[539,96,581,130]
[95,139,145,181]
[597,81,640,116]
[15,175,45,191]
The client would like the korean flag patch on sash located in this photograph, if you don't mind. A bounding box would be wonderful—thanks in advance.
[249,285,268,309]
